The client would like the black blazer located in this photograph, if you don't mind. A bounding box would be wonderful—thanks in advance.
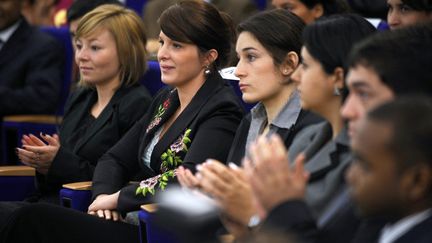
[92,73,244,213]
[227,109,322,165]
[392,213,432,243]
[34,84,151,202]
[0,18,64,116]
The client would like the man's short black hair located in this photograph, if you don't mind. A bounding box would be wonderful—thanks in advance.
[348,23,432,96]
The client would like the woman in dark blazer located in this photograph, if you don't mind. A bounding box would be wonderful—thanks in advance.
[15,4,151,203]
[0,2,243,243]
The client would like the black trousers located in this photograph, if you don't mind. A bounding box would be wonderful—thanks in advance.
[0,203,139,243]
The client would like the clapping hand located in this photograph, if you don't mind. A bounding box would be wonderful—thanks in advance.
[245,135,309,212]
[16,133,60,174]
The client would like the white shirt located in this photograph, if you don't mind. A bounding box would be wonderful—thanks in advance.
[379,209,432,243]
[0,20,20,51]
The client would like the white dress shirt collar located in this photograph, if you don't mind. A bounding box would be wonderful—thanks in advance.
[379,208,432,243]
[0,20,21,51]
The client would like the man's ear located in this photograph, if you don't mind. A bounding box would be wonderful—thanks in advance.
[404,164,432,202]
[311,3,324,20]
[279,51,299,77]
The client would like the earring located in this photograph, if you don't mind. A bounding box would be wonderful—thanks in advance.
[333,86,341,96]
[204,65,211,75]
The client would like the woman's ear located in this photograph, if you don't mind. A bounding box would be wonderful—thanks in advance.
[311,3,324,20]
[280,51,299,77]
[333,67,345,89]
[204,49,219,67]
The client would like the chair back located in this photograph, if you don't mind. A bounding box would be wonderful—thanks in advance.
[140,61,165,96]
[40,26,74,115]
[125,0,148,15]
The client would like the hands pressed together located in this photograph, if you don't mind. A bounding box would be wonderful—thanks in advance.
[16,133,60,174]
[177,134,309,238]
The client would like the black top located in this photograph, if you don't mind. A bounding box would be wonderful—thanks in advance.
[33,84,152,203]
[92,73,245,213]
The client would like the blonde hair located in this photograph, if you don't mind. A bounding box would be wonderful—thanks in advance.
[75,4,147,87]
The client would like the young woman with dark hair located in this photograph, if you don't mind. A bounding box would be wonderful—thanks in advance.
[387,0,432,29]
[0,1,244,242]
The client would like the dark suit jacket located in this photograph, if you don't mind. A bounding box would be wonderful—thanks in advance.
[92,73,244,213]
[262,198,386,243]
[0,18,64,116]
[392,213,432,243]
[33,84,151,202]
[227,110,322,165]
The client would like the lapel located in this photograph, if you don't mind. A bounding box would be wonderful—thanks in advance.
[0,18,30,67]
[305,123,350,182]
[148,74,225,171]
[73,86,128,152]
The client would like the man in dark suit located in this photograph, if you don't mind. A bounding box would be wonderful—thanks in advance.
[0,0,64,116]
[346,97,432,243]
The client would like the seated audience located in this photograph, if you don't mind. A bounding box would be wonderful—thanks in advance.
[271,0,350,23]
[15,4,152,203]
[245,23,432,243]
[0,2,243,242]
[387,0,432,29]
[178,13,374,240]
[177,7,322,232]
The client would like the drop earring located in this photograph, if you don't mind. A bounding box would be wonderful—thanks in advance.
[204,65,211,75]
[333,86,341,96]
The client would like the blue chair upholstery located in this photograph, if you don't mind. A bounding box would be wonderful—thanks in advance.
[40,26,74,115]
[59,181,92,212]
[140,60,165,96]
[125,0,148,15]
[0,166,35,201]
[253,0,267,10]
[139,205,178,243]
[1,27,73,164]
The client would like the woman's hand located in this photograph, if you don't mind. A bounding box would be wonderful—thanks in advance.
[245,135,309,212]
[88,192,122,221]
[177,165,200,189]
[197,160,261,232]
[16,133,60,174]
